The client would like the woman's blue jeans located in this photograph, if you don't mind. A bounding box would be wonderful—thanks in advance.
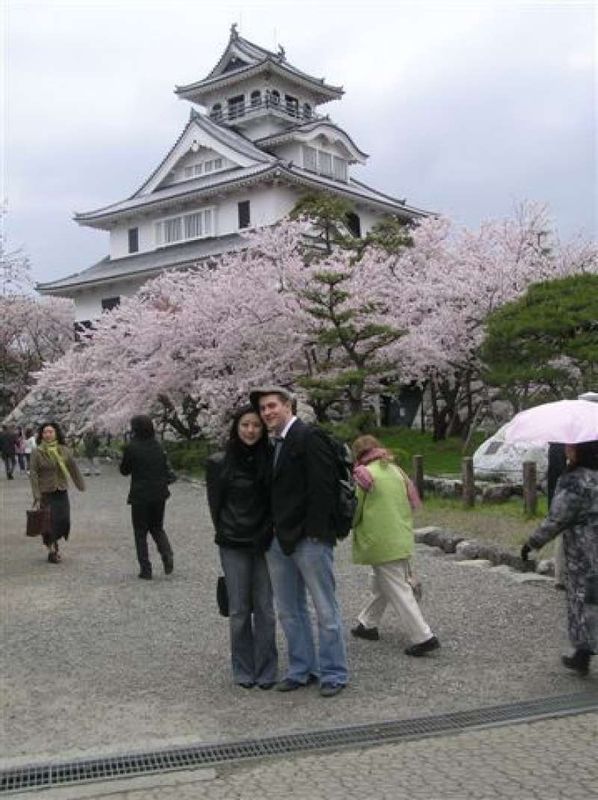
[219,547,278,686]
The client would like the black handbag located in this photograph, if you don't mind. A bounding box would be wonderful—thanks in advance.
[26,507,51,537]
[216,575,229,617]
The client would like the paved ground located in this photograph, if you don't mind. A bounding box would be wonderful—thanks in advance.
[28,713,598,800]
[1,464,596,797]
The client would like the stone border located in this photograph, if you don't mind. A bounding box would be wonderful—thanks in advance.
[414,526,556,578]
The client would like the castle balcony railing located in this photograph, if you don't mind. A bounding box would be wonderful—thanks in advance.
[210,96,326,126]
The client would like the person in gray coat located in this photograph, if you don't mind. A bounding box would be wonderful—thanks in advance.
[522,440,598,675]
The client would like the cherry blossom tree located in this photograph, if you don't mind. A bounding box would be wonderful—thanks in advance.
[0,221,74,417]
[33,203,597,441]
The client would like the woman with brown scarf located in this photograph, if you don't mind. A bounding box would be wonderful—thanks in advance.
[29,422,85,563]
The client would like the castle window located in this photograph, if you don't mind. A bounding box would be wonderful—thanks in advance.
[155,207,215,246]
[302,145,317,172]
[333,156,348,182]
[250,90,261,107]
[127,227,139,253]
[210,103,222,120]
[101,296,121,311]
[285,94,299,116]
[346,212,361,238]
[270,89,280,106]
[303,103,312,119]
[227,95,245,119]
[238,201,250,229]
[318,151,333,177]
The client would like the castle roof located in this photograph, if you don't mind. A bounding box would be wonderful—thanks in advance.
[175,27,343,105]
[37,234,245,294]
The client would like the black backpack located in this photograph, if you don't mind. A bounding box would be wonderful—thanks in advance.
[310,427,357,539]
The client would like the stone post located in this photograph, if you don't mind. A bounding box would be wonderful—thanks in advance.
[462,457,475,507]
[412,455,424,501]
[523,461,537,516]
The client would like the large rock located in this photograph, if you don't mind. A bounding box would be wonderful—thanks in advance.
[473,423,547,484]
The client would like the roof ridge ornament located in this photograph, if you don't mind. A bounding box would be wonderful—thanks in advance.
[277,44,285,61]
[230,22,238,40]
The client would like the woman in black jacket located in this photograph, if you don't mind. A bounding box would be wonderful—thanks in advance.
[120,415,174,580]
[206,405,277,689]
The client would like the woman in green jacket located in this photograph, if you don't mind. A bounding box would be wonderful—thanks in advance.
[350,435,440,656]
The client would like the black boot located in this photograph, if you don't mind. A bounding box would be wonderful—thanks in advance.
[562,649,591,676]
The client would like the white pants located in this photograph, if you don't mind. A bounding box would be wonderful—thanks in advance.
[358,560,433,645]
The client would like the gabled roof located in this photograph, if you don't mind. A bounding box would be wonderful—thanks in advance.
[75,162,280,228]
[280,165,430,220]
[256,119,368,163]
[134,111,275,197]
[175,27,343,105]
[75,114,278,227]
[37,234,245,295]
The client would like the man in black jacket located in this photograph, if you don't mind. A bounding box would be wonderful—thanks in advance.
[119,415,174,580]
[250,386,348,697]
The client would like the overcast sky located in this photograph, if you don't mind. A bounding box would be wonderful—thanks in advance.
[2,0,596,284]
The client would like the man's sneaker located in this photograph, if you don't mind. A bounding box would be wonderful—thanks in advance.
[319,683,346,698]
[405,635,440,657]
[138,571,152,580]
[275,674,318,692]
[562,650,591,676]
[351,623,380,641]
[163,556,174,575]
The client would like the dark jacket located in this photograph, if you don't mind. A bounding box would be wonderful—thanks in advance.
[120,439,171,505]
[206,450,272,551]
[0,430,17,457]
[270,419,337,555]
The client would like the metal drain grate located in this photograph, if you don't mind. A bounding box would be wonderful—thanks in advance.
[2,692,596,794]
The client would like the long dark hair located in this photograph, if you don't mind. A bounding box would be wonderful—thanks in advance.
[130,415,155,440]
[36,421,65,445]
[569,440,598,471]
[223,405,269,481]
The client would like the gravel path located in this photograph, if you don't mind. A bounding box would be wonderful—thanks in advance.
[1,465,594,766]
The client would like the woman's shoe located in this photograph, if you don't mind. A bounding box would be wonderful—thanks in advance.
[562,650,591,676]
[351,623,380,641]
[405,635,440,656]
[48,551,60,564]
[237,682,255,689]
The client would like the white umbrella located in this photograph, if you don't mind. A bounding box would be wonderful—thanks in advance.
[503,399,598,445]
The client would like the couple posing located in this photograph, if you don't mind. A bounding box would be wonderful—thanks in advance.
[206,386,439,699]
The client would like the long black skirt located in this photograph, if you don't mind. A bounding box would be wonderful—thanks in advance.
[41,490,70,545]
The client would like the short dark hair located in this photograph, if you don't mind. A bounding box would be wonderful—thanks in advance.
[572,440,598,470]
[36,421,65,445]
[130,415,155,440]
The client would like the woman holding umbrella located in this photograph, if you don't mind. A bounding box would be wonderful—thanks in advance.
[521,439,598,675]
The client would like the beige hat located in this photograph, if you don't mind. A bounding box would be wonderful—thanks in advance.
[249,385,295,408]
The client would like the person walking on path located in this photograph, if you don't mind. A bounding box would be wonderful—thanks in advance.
[206,405,278,690]
[350,435,440,656]
[0,424,17,480]
[521,440,598,676]
[29,421,86,563]
[15,427,27,475]
[23,427,35,474]
[119,415,174,580]
[82,429,102,476]
[250,386,348,698]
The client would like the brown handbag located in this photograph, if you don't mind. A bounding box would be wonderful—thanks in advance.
[26,507,51,537]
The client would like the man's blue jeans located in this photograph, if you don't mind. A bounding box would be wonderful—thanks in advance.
[219,547,278,686]
[266,537,348,686]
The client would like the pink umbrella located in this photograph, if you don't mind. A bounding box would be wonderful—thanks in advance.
[503,399,598,445]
